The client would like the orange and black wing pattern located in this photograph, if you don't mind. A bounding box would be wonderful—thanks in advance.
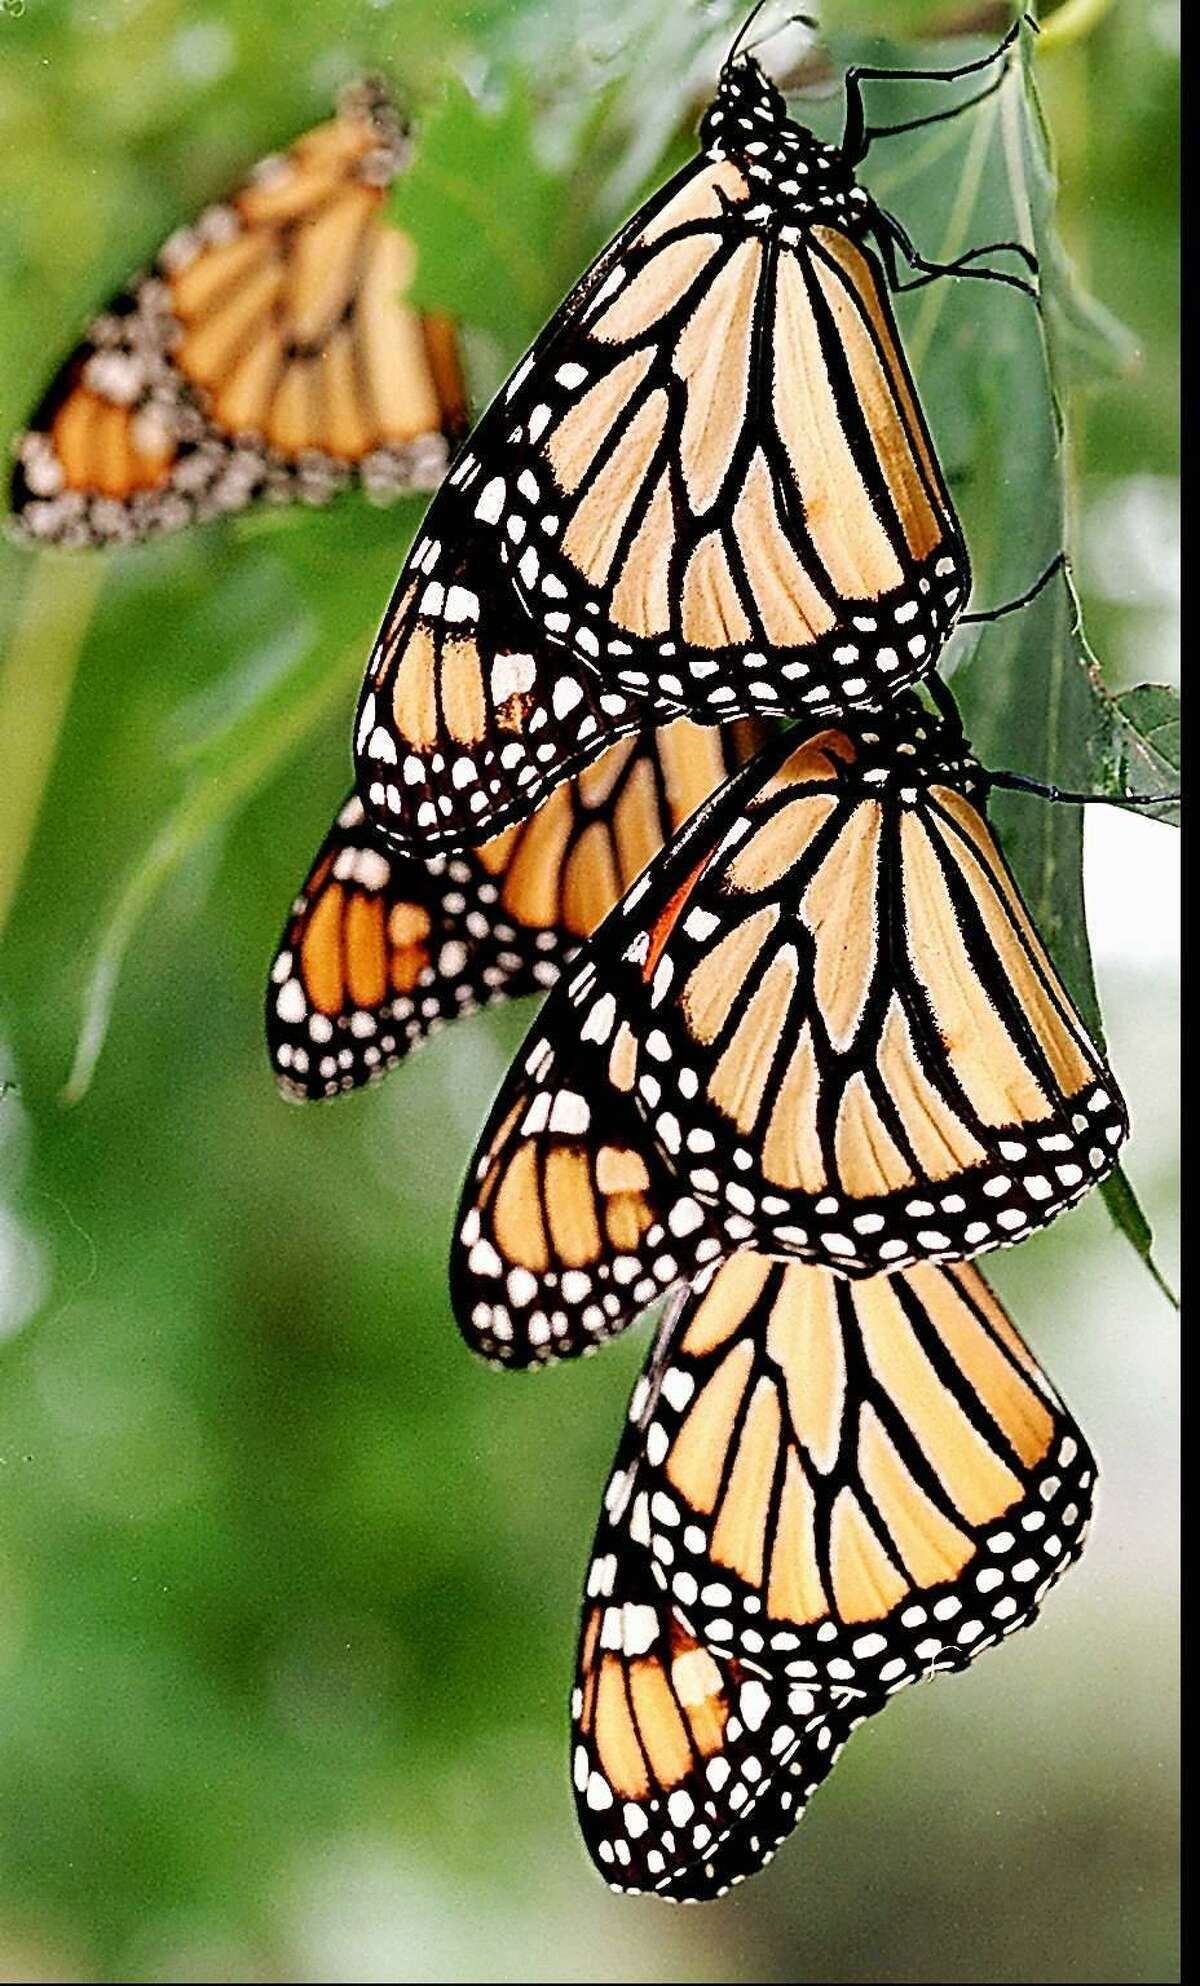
[572,1432,855,1900]
[354,468,651,851]
[451,1024,723,1368]
[474,60,966,716]
[353,54,967,852]
[630,1254,1095,1679]
[11,80,467,547]
[267,719,769,1099]
[572,1251,1094,1898]
[560,696,1127,1275]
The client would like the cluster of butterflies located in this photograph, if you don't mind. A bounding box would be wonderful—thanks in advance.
[11,11,1141,1904]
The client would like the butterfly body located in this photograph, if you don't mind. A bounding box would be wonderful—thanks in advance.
[11,81,468,546]
[354,54,968,853]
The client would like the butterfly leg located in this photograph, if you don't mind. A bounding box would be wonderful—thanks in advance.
[985,769,1181,812]
[875,208,1041,307]
[840,13,1032,165]
[960,552,1069,625]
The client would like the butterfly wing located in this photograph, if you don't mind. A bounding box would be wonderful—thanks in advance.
[269,720,772,1099]
[574,1247,1095,1896]
[352,58,969,849]
[476,190,966,720]
[11,81,467,547]
[573,1394,859,1899]
[562,699,1128,1275]
[451,1019,723,1368]
[354,469,652,850]
[630,1254,1096,1683]
[265,793,513,1099]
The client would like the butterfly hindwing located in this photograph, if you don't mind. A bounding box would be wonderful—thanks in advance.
[354,470,653,849]
[451,1023,724,1369]
[573,1395,860,1899]
[268,720,771,1099]
[11,81,467,546]
[559,698,1128,1275]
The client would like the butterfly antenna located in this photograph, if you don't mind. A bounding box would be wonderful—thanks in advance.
[727,0,775,70]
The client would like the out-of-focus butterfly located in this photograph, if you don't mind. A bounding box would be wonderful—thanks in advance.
[10,80,468,547]
[452,696,1128,1351]
[354,20,1035,852]
[267,718,769,1099]
[570,1249,1095,1898]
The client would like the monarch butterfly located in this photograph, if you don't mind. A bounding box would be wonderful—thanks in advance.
[267,719,768,1100]
[453,696,1128,1352]
[9,80,468,548]
[354,21,1034,853]
[571,1250,1094,1897]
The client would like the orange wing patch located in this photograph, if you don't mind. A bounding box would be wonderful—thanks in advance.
[11,80,467,547]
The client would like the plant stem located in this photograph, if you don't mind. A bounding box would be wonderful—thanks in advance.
[1038,0,1118,52]
[0,554,105,945]
[63,626,370,1103]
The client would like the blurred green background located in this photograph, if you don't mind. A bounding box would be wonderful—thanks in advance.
[0,2,1178,1980]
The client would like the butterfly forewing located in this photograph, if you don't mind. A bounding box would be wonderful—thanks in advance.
[11,81,467,546]
[562,698,1128,1275]
[351,55,969,849]
[268,720,771,1099]
[476,150,966,719]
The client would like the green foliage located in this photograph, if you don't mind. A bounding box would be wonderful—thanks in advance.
[0,3,1179,1980]
[389,81,570,359]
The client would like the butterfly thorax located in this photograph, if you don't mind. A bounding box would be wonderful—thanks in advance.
[700,56,866,231]
[775,700,986,812]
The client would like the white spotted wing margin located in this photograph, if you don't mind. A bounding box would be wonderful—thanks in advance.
[571,1382,862,1902]
[353,468,648,854]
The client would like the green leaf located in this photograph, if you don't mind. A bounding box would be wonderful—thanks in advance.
[1100,1170,1178,1309]
[388,78,571,362]
[64,619,373,1104]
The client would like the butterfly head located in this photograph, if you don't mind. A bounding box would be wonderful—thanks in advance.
[702,55,861,221]
[702,53,788,147]
[849,694,987,807]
